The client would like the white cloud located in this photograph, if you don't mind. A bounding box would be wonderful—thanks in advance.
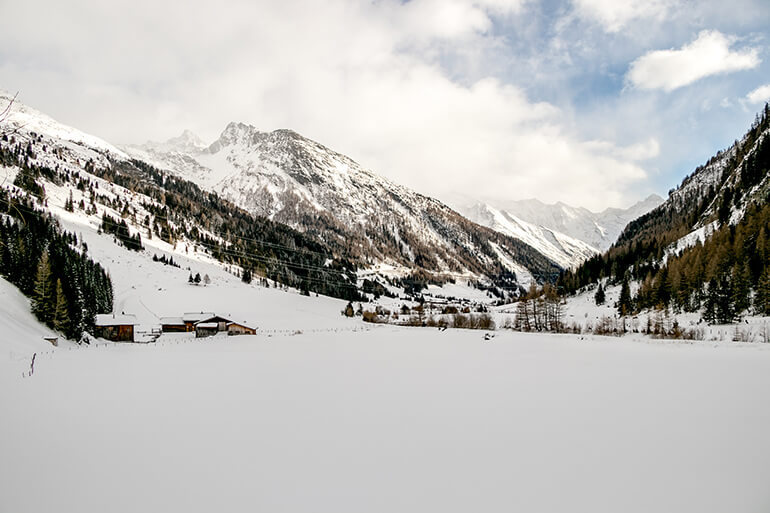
[475,0,528,15]
[627,30,760,92]
[396,0,493,41]
[746,84,770,104]
[383,0,527,43]
[584,138,660,161]
[0,0,651,210]
[572,0,672,33]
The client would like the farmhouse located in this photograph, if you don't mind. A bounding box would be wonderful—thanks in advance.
[94,313,137,342]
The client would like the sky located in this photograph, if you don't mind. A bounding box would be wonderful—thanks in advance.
[1,0,769,211]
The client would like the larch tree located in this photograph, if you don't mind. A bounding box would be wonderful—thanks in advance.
[32,250,55,325]
[53,278,70,333]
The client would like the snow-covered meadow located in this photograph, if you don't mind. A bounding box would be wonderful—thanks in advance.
[2,318,770,512]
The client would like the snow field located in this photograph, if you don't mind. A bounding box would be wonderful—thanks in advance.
[2,327,770,513]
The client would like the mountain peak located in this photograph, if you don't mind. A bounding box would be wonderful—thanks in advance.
[208,122,258,152]
[221,121,257,138]
[209,124,316,156]
[166,129,207,151]
[640,193,664,205]
[135,129,208,154]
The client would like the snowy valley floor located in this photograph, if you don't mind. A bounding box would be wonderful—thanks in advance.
[2,325,770,513]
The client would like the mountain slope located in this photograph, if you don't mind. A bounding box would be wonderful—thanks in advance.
[458,202,598,269]
[124,124,562,287]
[2,92,560,299]
[502,195,664,251]
[559,104,770,320]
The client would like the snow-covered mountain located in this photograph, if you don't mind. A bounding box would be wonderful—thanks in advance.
[457,202,598,269]
[139,129,208,154]
[1,93,560,296]
[498,195,664,251]
[124,123,561,285]
[452,194,664,268]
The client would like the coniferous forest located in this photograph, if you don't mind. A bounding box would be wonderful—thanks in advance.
[0,189,113,340]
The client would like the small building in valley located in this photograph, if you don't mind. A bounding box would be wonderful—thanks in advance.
[94,314,137,342]
[226,321,257,336]
[192,316,257,338]
[160,317,187,333]
[194,321,221,338]
[194,315,232,338]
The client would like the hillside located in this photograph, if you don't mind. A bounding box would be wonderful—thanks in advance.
[124,123,561,287]
[559,104,770,322]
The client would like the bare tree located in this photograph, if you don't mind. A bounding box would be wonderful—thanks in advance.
[0,91,20,136]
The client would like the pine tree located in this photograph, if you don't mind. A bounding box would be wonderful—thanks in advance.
[618,275,632,317]
[594,283,605,306]
[64,191,74,212]
[32,250,55,325]
[53,278,70,333]
[704,279,718,323]
[655,266,672,307]
[731,262,751,317]
[757,267,770,315]
[194,272,201,284]
[712,275,735,324]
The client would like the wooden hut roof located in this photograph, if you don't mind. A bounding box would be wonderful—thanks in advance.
[160,317,185,325]
[182,312,215,323]
[95,314,137,327]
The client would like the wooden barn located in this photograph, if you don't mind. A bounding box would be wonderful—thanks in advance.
[183,312,215,332]
[160,317,187,333]
[227,321,257,336]
[94,314,137,342]
[194,315,232,338]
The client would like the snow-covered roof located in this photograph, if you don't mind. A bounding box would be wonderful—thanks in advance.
[183,312,215,322]
[196,322,219,329]
[95,314,137,326]
[195,315,232,325]
[227,321,256,330]
[160,317,184,325]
